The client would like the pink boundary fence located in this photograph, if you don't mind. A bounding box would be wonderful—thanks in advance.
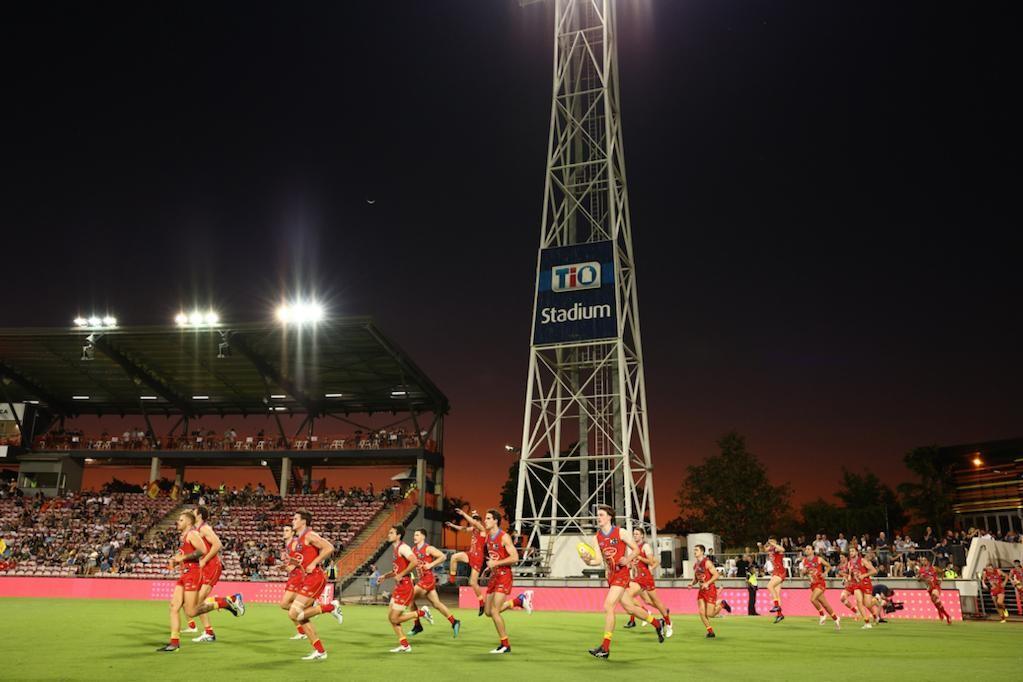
[460,585,963,620]
[0,577,332,604]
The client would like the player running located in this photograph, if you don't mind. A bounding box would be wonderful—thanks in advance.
[382,524,431,653]
[287,510,343,660]
[689,544,730,638]
[482,509,520,654]
[760,537,787,623]
[1010,560,1023,616]
[580,505,664,659]
[915,556,951,624]
[836,554,859,618]
[406,528,461,638]
[981,561,1009,622]
[280,525,310,639]
[184,506,223,642]
[157,511,243,652]
[446,509,487,616]
[801,546,839,629]
[625,528,672,637]
[847,545,877,629]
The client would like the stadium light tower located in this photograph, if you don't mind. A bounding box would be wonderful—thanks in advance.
[514,0,657,573]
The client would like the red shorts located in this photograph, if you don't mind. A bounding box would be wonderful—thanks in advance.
[468,552,484,573]
[416,573,437,593]
[928,582,942,593]
[285,569,305,593]
[487,569,513,595]
[392,578,415,606]
[810,580,826,592]
[296,569,327,599]
[855,580,872,594]
[990,586,1004,597]
[177,563,201,592]
[607,565,631,588]
[200,560,221,587]
[634,575,656,592]
[773,567,787,580]
[697,584,718,603]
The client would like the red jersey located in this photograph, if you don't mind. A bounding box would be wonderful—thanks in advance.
[767,546,787,577]
[634,544,655,584]
[848,555,870,584]
[285,537,304,573]
[195,522,222,568]
[392,541,414,585]
[295,528,324,574]
[694,556,714,584]
[983,567,1005,589]
[802,555,825,583]
[180,530,201,564]
[486,529,512,580]
[1010,567,1023,586]
[413,542,436,588]
[468,528,485,559]
[918,564,940,588]
[596,526,627,569]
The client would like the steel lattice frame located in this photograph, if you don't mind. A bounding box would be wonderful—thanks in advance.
[514,0,656,565]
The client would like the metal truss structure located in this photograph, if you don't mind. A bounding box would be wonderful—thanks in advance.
[515,0,656,566]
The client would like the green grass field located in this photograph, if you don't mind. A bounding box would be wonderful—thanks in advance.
[1,599,1019,680]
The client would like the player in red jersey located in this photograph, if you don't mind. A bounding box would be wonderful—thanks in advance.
[801,546,839,629]
[760,537,787,623]
[482,508,520,654]
[981,561,1008,622]
[914,556,951,624]
[1010,560,1023,617]
[157,511,243,652]
[184,506,223,642]
[836,554,859,618]
[689,544,730,638]
[446,508,487,616]
[287,510,343,660]
[847,545,877,629]
[625,527,673,637]
[580,505,664,659]
[280,525,311,640]
[383,524,431,653]
[405,528,461,638]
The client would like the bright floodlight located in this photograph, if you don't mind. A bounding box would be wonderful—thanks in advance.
[188,311,204,325]
[204,311,220,325]
[88,316,101,326]
[174,313,188,326]
[102,316,117,327]
[73,317,87,327]
[277,300,325,325]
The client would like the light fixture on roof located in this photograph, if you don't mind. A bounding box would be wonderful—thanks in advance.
[75,315,117,330]
[270,394,287,400]
[324,393,343,398]
[972,454,983,467]
[276,300,325,325]
[390,390,408,398]
[139,396,158,401]
[72,395,90,400]
[192,395,210,400]
[176,310,221,328]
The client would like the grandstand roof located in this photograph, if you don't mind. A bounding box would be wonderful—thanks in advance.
[0,318,447,418]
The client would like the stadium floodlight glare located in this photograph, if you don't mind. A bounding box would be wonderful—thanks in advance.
[139,396,158,401]
[276,300,325,325]
[324,393,343,398]
[72,395,90,400]
[75,315,117,329]
[390,390,408,398]
[270,394,287,400]
[176,309,220,327]
[192,395,210,400]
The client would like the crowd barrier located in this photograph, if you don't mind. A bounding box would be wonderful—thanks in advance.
[460,585,963,620]
[0,577,332,605]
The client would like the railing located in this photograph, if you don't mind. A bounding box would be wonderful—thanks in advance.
[33,432,428,453]
[334,496,418,578]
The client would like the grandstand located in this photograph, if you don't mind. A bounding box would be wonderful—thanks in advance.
[0,318,447,585]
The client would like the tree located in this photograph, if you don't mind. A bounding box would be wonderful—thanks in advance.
[499,444,582,529]
[674,432,792,546]
[801,498,844,535]
[898,445,957,533]
[833,468,905,535]
[443,496,472,517]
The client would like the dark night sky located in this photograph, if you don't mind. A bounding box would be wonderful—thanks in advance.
[2,2,1019,516]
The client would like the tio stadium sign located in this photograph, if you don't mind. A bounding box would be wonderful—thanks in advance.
[533,241,618,345]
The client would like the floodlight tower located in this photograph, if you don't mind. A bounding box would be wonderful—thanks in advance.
[514,0,656,572]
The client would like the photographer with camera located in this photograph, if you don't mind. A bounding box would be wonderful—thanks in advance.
[870,584,902,623]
